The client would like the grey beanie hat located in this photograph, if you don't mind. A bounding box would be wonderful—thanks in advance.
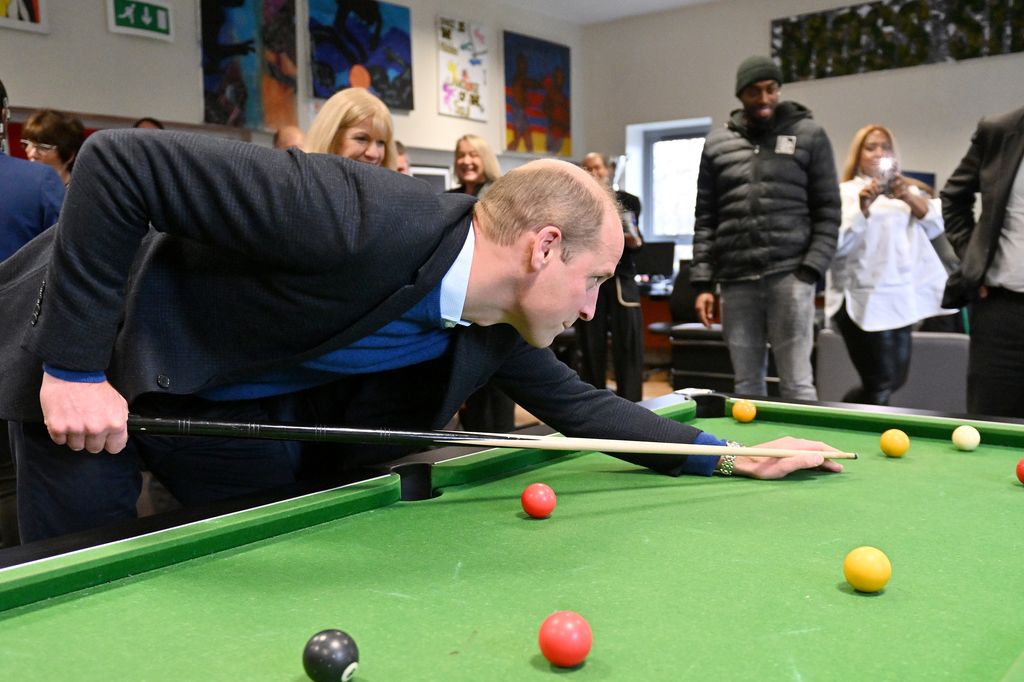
[735,56,782,96]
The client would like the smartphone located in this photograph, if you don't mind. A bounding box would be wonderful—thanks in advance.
[877,157,899,195]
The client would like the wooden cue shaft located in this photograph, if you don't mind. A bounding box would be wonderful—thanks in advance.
[127,415,857,460]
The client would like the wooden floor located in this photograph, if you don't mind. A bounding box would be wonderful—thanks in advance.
[514,369,674,428]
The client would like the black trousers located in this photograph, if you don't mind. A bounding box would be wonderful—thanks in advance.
[967,288,1024,418]
[577,275,644,402]
[13,358,451,542]
[832,303,912,406]
[0,421,18,547]
[460,384,516,433]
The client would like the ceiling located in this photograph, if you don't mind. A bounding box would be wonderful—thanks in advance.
[495,0,719,26]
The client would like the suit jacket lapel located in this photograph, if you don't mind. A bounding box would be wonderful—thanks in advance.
[984,113,1024,266]
[997,122,1024,207]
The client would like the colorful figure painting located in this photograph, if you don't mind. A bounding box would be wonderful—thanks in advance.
[503,31,571,156]
[201,0,298,130]
[261,0,299,130]
[437,16,488,121]
[0,0,48,32]
[309,0,413,111]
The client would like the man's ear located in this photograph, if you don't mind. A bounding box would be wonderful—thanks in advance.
[530,225,562,270]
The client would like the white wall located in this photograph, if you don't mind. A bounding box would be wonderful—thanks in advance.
[0,1,202,122]
[4,0,1021,183]
[583,0,1024,187]
[0,1,582,159]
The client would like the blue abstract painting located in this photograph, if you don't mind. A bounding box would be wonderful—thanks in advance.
[308,0,413,110]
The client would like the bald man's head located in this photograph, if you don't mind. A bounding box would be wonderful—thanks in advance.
[477,158,619,262]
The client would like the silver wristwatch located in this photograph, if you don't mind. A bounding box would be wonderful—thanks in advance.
[715,441,742,476]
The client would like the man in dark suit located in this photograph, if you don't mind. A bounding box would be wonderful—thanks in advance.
[0,131,842,541]
[941,106,1024,418]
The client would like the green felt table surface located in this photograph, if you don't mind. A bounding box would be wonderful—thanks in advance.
[2,396,1024,681]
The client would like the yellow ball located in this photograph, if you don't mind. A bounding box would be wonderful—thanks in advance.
[732,400,756,423]
[880,429,910,457]
[843,546,892,593]
[952,425,980,451]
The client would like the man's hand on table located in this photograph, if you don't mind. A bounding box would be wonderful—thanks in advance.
[733,436,844,480]
[40,373,129,454]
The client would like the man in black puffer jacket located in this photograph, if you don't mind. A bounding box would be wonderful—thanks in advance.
[691,55,839,400]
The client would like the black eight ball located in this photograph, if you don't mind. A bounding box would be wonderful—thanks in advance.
[303,629,359,682]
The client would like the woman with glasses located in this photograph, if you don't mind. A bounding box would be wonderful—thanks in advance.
[21,109,85,185]
[304,88,396,169]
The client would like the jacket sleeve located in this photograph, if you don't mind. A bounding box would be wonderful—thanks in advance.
[799,126,840,278]
[492,342,720,477]
[835,181,868,259]
[913,195,945,242]
[25,129,376,372]
[940,122,984,258]
[690,145,719,290]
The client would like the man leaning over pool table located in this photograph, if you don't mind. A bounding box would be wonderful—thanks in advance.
[0,130,842,542]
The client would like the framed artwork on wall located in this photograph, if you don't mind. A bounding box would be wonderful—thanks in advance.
[772,0,1024,84]
[309,0,413,110]
[200,0,299,131]
[437,16,488,121]
[0,0,49,33]
[503,31,571,156]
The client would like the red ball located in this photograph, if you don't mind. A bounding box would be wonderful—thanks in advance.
[1016,458,1024,485]
[538,611,592,667]
[521,483,557,518]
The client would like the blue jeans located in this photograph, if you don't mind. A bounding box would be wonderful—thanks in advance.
[720,272,818,400]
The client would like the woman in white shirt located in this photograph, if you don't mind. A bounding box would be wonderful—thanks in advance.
[825,124,952,405]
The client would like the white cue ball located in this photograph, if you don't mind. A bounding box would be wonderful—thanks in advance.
[952,425,981,451]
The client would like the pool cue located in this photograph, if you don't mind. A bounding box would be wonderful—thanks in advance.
[127,415,858,460]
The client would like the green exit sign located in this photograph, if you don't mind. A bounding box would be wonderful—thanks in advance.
[107,0,174,42]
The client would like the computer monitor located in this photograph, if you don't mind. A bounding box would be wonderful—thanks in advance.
[633,241,676,278]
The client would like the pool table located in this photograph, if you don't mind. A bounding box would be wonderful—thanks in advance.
[2,393,1024,680]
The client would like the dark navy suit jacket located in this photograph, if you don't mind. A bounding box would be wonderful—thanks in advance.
[0,130,714,476]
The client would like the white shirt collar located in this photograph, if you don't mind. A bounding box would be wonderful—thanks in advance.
[438,221,475,328]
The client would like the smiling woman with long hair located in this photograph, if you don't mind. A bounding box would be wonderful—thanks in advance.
[447,134,501,198]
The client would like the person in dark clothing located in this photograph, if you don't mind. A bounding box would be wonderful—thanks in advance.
[691,55,840,400]
[0,131,843,541]
[941,105,1024,418]
[578,152,644,401]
